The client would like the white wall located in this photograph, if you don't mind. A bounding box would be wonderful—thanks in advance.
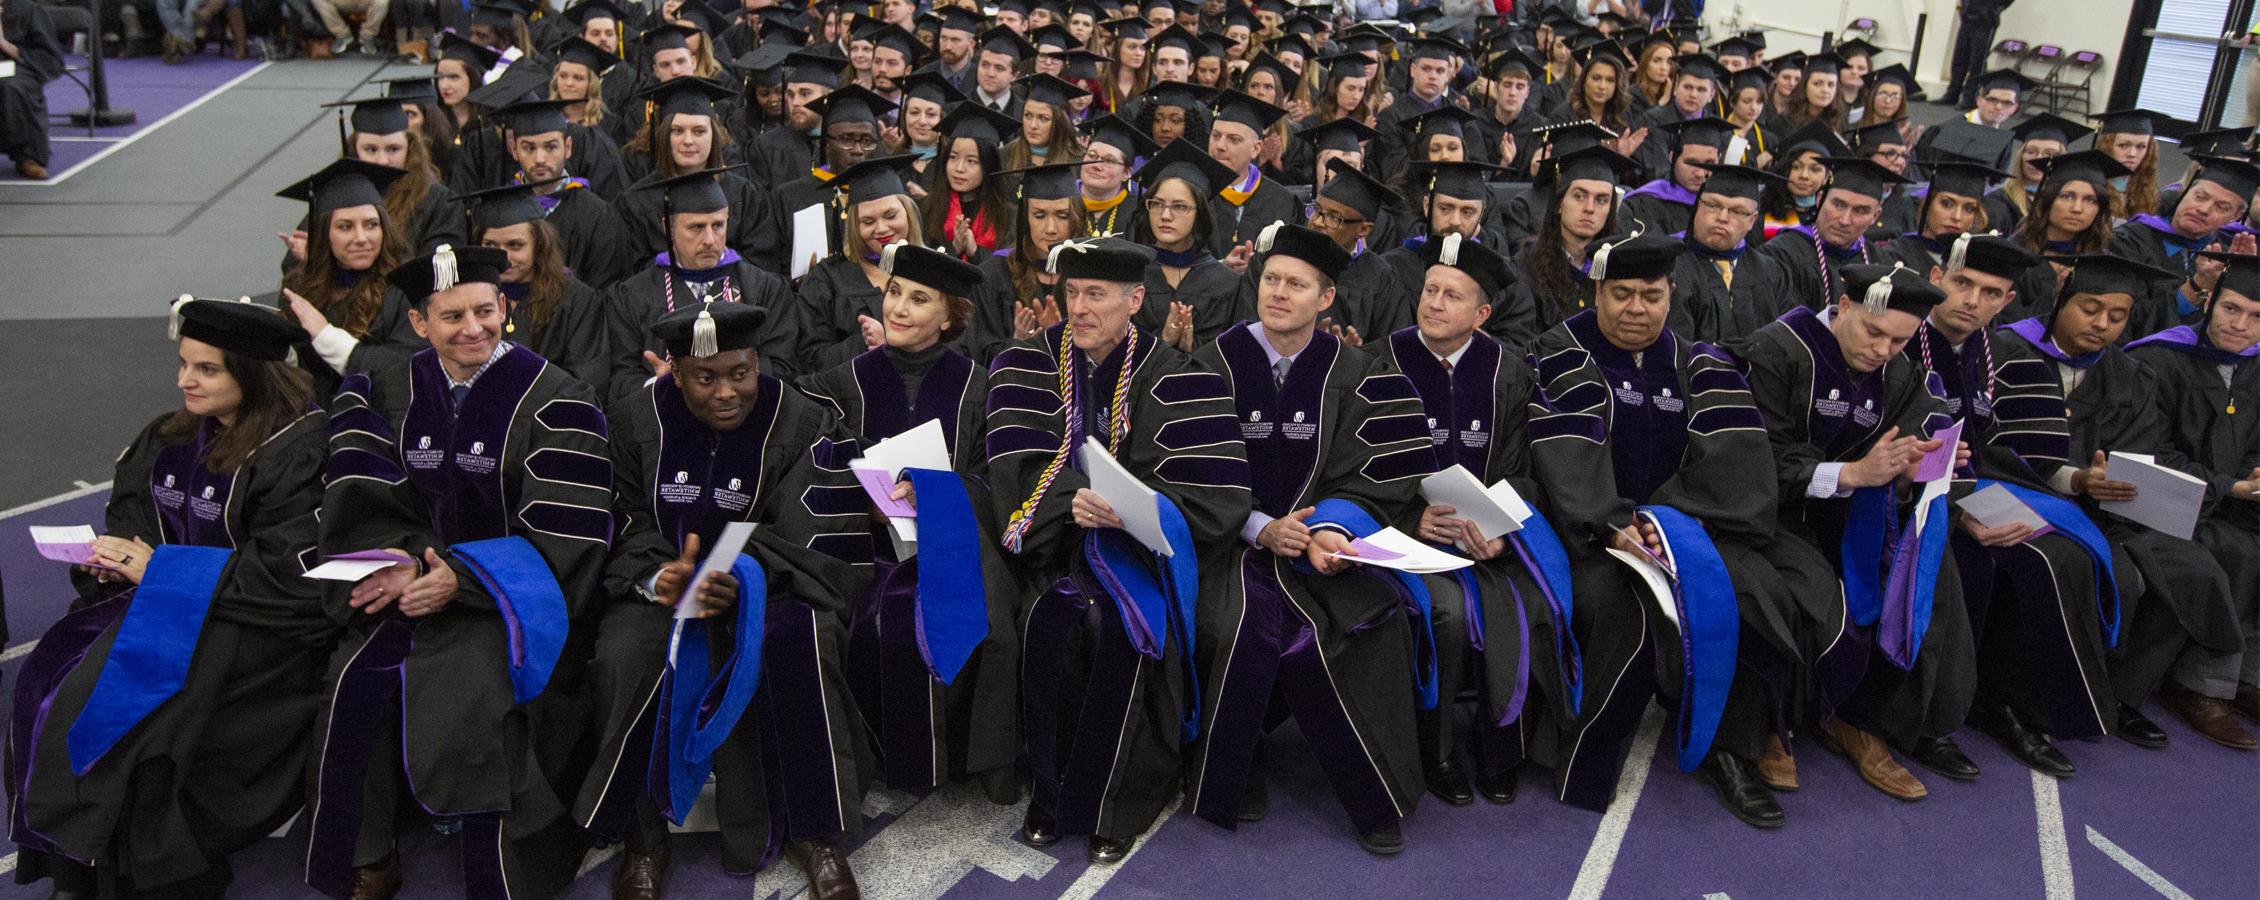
[1699,0,2137,107]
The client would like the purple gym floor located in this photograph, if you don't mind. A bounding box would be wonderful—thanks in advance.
[3,54,262,181]
[0,490,2254,898]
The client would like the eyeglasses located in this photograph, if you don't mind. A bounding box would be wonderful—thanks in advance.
[826,133,880,149]
[1869,148,1907,162]
[1144,198,1198,218]
[1696,198,1758,221]
[1303,202,1364,227]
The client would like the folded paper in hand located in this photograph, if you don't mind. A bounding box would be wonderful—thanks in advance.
[1079,438,1173,556]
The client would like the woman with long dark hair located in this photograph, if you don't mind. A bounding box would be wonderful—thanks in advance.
[1779,53,1845,132]
[1506,146,1631,336]
[923,104,1019,262]
[1757,124,1846,239]
[1983,115,2091,235]
[1136,140,1247,351]
[433,35,498,139]
[965,162,1091,361]
[270,160,416,398]
[611,78,780,267]
[1100,17,1151,113]
[11,299,329,900]
[2006,150,2130,321]
[284,96,465,271]
[1136,80,1215,152]
[1002,74,1090,170]
[1559,42,1634,134]
[458,181,611,388]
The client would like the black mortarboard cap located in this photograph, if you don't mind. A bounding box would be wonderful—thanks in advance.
[1405,34,1470,62]
[490,97,575,136]
[1297,116,1378,155]
[563,0,629,27]
[1210,87,1287,132]
[1772,50,1808,72]
[2035,149,2132,186]
[1254,220,1350,281]
[1319,158,1398,220]
[439,32,505,71]
[1574,40,1631,72]
[1415,232,1511,295]
[1821,156,1910,198]
[1019,72,1092,109]
[2095,107,2173,136]
[898,70,967,108]
[809,83,897,126]
[1100,15,1149,42]
[861,22,928,63]
[2053,254,2182,299]
[1241,51,1294,90]
[1134,138,1238,196]
[785,49,850,87]
[1800,51,1843,76]
[641,21,699,54]
[1551,144,1639,187]
[2189,153,2260,200]
[1586,230,1683,282]
[880,242,985,297]
[1866,63,1915,94]
[472,0,532,31]
[640,75,737,121]
[1484,46,1542,80]
[653,301,770,358]
[1844,119,1909,152]
[387,244,512,303]
[1842,262,1946,316]
[380,75,440,105]
[980,25,1038,61]
[467,62,551,109]
[551,35,616,73]
[936,5,984,34]
[1673,52,1724,83]
[1030,23,1080,52]
[277,158,407,217]
[1269,31,1317,61]
[759,17,813,47]
[172,297,308,361]
[1833,36,1880,60]
[1408,104,1482,143]
[1001,162,1086,201]
[1143,78,1218,112]
[1937,232,2040,278]
[2202,251,2260,302]
[1417,159,1513,200]
[670,3,725,35]
[1083,113,1160,159]
[831,154,919,202]
[1692,162,1784,201]
[1063,48,1109,80]
[2012,112,2093,145]
[1047,235,1154,281]
[1532,119,1619,156]
[1973,68,2036,94]
[2182,126,2255,158]
[1709,34,1759,59]
[1147,23,1201,57]
[1926,161,2007,200]
[457,177,560,231]
[938,101,1021,144]
[325,95,412,136]
[1781,120,1854,159]
[1660,115,1734,151]
[738,43,798,85]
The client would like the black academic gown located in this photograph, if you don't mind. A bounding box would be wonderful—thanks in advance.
[611,169,783,272]
[1734,308,1977,747]
[1468,107,1538,179]
[742,124,814,191]
[963,253,1034,365]
[571,373,872,867]
[1903,324,2119,739]
[305,345,614,900]
[11,411,332,895]
[799,344,1023,792]
[2128,332,2260,697]
[794,255,891,373]
[2000,324,2241,711]
[501,278,609,391]
[601,254,802,405]
[1618,178,1696,237]
[1669,239,1796,345]
[1759,224,1882,312]
[256,281,420,401]
[1491,236,1594,351]
[1138,255,1247,350]
[0,0,61,168]
[1181,326,1437,834]
[1328,247,1415,346]
[538,183,640,288]
[447,122,632,201]
[1525,312,1836,801]
[1206,173,1303,257]
[1373,328,1583,784]
[986,326,1252,841]
[772,170,845,266]
[2107,217,2217,341]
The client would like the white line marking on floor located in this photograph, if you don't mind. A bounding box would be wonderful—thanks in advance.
[2,642,38,664]
[0,851,15,874]
[1703,893,1733,899]
[0,62,271,186]
[49,136,122,143]
[0,480,112,520]
[2086,826,2194,899]
[1567,703,1667,900]
[2033,770,2074,899]
[1056,799,1175,900]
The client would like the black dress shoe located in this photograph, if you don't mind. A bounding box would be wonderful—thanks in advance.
[1021,805,1059,846]
[1904,735,1980,781]
[1356,821,1404,857]
[2116,706,2169,750]
[1424,758,1474,806]
[1476,765,1518,804]
[1088,833,1135,864]
[1238,769,1269,822]
[1974,705,2075,779]
[1698,750,1785,830]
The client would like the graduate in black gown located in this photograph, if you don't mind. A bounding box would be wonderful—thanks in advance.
[611,77,784,271]
[1758,157,1907,313]
[1525,232,1838,829]
[799,244,1027,802]
[1203,89,1302,257]
[2106,155,2260,340]
[1182,225,1437,855]
[456,180,611,389]
[1901,234,2121,779]
[964,162,1092,364]
[1495,148,1635,350]
[1999,255,2247,751]
[452,67,635,204]
[2127,254,2260,749]
[11,301,329,898]
[1467,47,1544,181]
[307,96,468,259]
[797,156,929,371]
[576,303,873,900]
[740,50,847,191]
[481,97,641,288]
[1136,140,1252,351]
[1667,163,1795,344]
[773,86,899,267]
[1370,235,1584,808]
[1074,114,1154,240]
[1306,158,1413,344]
[2002,151,2130,324]
[987,237,1251,863]
[304,247,615,900]
[1876,162,2006,275]
[1619,116,1732,238]
[1733,265,1976,800]
[268,159,419,400]
[0,0,61,179]
[604,167,802,402]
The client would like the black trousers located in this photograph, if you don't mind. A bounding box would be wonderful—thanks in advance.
[1947,16,2001,102]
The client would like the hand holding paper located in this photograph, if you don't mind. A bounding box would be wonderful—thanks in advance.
[1955,483,2051,546]
[674,522,756,620]
[1323,527,1473,574]
[31,525,99,566]
[1079,438,1173,556]
[1417,465,1530,542]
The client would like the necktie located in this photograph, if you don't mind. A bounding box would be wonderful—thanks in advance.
[452,384,470,407]
[1272,357,1291,388]
[1440,357,1453,373]
[1714,259,1735,289]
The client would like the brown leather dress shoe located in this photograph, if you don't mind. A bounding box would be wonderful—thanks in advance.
[2159,685,2258,751]
[14,159,46,180]
[611,841,671,900]
[1755,733,1798,791]
[791,840,862,900]
[349,850,401,900]
[1820,718,1927,801]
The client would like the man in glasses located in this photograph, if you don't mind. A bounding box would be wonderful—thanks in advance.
[1846,121,1921,237]
[1668,163,1796,343]
[771,84,897,262]
[1306,157,1414,343]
